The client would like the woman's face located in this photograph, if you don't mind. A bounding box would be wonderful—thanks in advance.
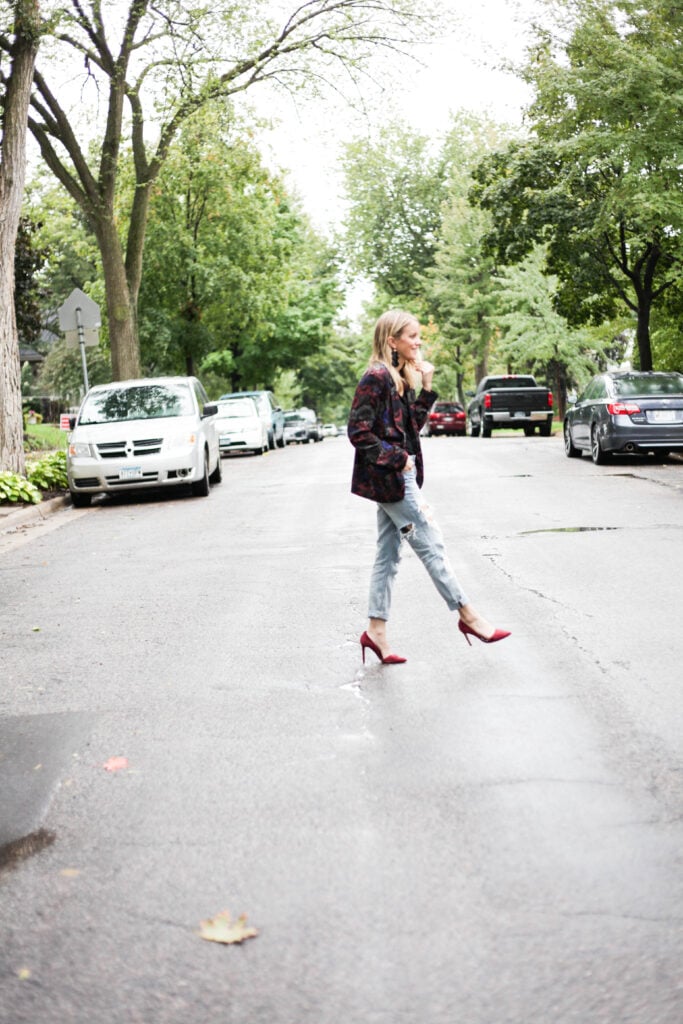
[391,321,421,365]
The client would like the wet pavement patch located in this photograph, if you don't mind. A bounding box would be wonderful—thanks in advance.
[520,526,621,535]
[0,711,94,870]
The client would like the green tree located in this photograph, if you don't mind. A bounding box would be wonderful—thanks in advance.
[490,246,609,419]
[0,0,41,475]
[138,106,345,398]
[342,121,450,304]
[423,113,516,402]
[6,0,438,384]
[14,215,48,346]
[471,0,683,373]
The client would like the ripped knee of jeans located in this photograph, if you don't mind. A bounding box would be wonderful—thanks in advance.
[400,523,414,537]
[419,501,434,524]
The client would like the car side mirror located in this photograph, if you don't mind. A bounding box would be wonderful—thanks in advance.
[202,403,218,417]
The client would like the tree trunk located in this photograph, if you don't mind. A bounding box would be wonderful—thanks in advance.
[635,296,653,372]
[0,0,40,476]
[96,218,141,381]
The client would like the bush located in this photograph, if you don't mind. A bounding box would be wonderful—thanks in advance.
[26,451,68,492]
[0,472,42,505]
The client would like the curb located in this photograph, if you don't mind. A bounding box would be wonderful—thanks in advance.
[0,493,71,534]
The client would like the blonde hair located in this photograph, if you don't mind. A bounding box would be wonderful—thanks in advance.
[370,309,421,395]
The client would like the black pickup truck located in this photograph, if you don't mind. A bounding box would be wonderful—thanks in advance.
[467,374,554,437]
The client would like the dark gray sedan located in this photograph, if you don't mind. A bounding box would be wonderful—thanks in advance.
[563,370,683,464]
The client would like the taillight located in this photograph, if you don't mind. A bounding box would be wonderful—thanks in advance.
[484,394,492,409]
[607,401,640,415]
[547,392,553,408]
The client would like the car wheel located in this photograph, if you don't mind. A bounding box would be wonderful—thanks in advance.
[590,424,610,465]
[539,421,552,437]
[524,425,535,437]
[267,430,275,451]
[276,433,285,448]
[481,418,492,438]
[209,454,222,484]
[192,452,210,496]
[469,421,480,437]
[70,491,92,508]
[563,421,582,458]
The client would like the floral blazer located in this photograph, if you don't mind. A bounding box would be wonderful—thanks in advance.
[347,363,437,503]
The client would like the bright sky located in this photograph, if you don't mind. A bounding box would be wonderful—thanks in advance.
[251,0,540,231]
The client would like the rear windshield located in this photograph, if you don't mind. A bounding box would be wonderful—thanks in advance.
[435,402,463,413]
[487,377,537,389]
[79,383,194,424]
[217,399,257,419]
[614,374,683,397]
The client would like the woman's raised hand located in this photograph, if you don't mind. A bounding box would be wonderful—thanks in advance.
[414,359,435,389]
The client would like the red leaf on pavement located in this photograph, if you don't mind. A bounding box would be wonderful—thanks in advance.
[102,756,128,772]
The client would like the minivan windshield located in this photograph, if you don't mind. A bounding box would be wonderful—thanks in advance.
[217,399,257,419]
[79,383,194,424]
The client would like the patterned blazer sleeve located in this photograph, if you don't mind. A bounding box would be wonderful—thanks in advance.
[348,370,409,471]
[411,388,438,433]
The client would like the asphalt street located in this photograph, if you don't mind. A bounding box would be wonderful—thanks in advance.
[1,434,682,1024]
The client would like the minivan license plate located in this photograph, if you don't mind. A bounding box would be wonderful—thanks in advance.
[120,466,142,479]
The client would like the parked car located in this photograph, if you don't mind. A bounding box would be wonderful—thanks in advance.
[423,401,466,436]
[283,410,310,444]
[467,374,554,437]
[215,396,268,456]
[66,376,221,506]
[218,390,285,449]
[321,423,339,437]
[298,407,323,442]
[563,370,683,464]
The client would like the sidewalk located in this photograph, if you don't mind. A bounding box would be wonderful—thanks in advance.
[0,493,71,534]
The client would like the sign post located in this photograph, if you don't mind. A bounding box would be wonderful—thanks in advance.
[57,288,101,394]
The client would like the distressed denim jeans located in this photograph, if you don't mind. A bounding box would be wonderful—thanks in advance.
[368,468,469,620]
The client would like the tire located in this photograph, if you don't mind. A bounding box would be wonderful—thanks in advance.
[267,431,275,451]
[563,421,582,458]
[192,452,210,496]
[276,433,285,448]
[590,424,610,465]
[539,420,552,437]
[469,421,480,437]
[481,417,492,438]
[70,491,92,508]
[209,454,222,484]
[524,425,535,437]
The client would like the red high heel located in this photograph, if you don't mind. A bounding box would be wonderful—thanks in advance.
[360,631,407,665]
[458,619,511,646]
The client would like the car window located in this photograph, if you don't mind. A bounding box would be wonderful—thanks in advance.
[580,378,602,402]
[194,379,209,408]
[217,399,258,418]
[614,374,683,397]
[435,402,463,413]
[78,383,194,424]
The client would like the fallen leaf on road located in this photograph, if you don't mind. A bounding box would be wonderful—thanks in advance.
[102,756,128,772]
[17,968,31,980]
[60,868,81,878]
[198,910,258,945]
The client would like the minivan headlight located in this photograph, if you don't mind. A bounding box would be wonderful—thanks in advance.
[164,431,196,450]
[69,441,93,457]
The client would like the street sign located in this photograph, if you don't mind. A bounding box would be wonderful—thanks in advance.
[58,289,101,332]
[57,288,101,394]
[64,327,99,349]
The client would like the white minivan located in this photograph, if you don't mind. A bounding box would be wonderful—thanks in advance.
[66,376,221,507]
